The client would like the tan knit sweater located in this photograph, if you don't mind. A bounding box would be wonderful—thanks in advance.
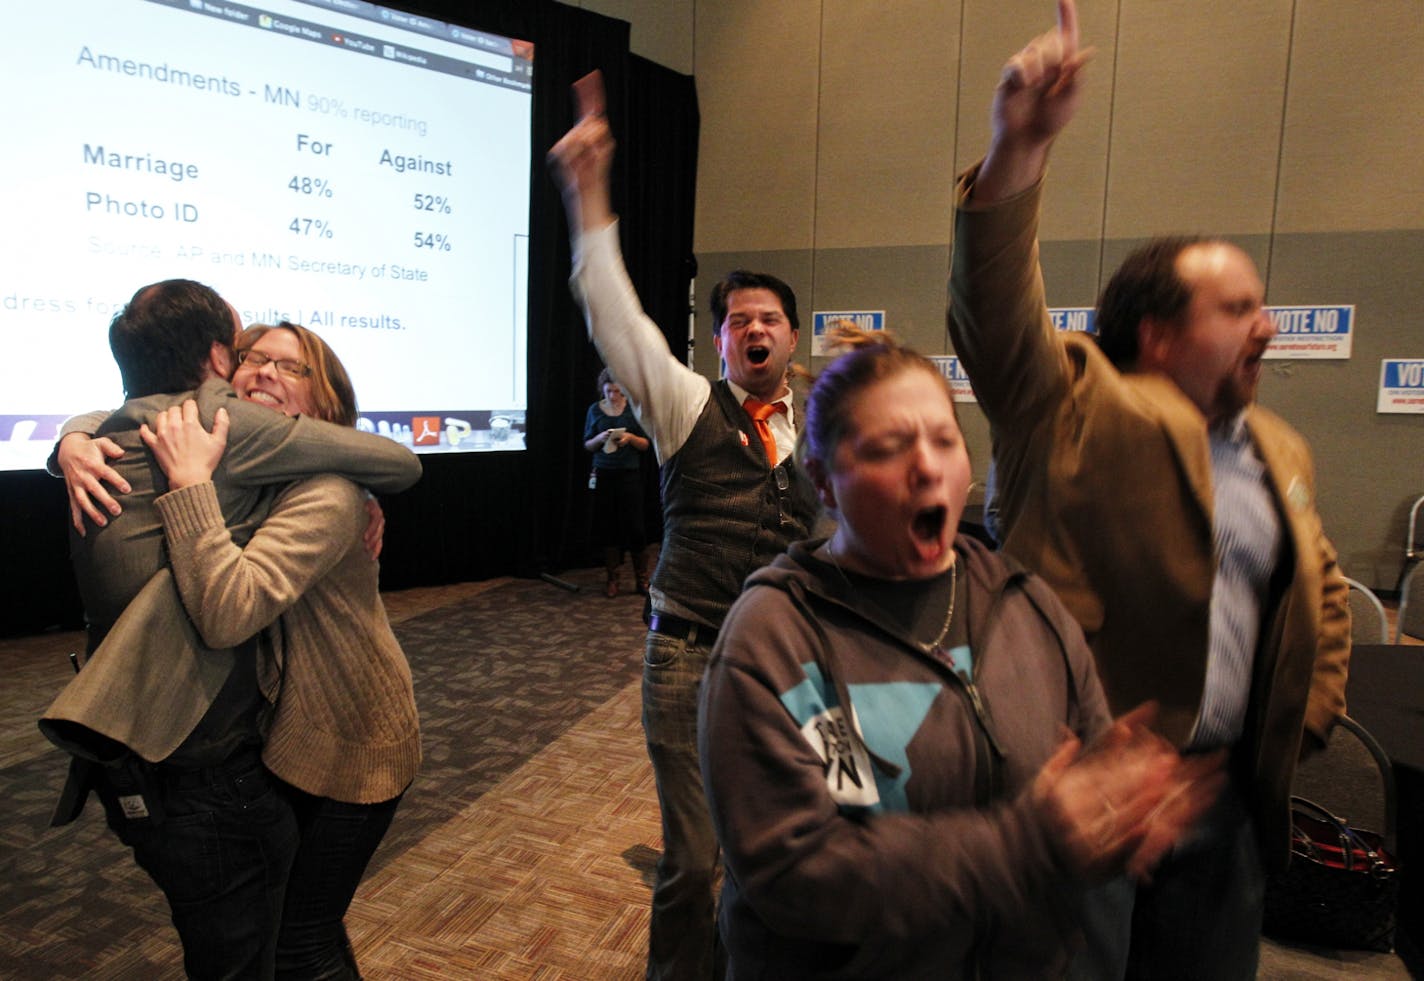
[155,475,421,804]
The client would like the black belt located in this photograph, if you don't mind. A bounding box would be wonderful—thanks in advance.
[155,745,265,792]
[649,613,718,648]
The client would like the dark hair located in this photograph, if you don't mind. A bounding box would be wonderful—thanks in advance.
[596,366,616,394]
[238,321,358,426]
[710,270,799,334]
[799,327,960,473]
[108,279,235,398]
[1094,236,1216,369]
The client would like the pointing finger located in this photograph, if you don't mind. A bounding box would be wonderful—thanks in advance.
[1058,0,1079,62]
[573,69,606,120]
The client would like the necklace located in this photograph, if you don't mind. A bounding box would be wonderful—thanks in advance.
[824,544,957,653]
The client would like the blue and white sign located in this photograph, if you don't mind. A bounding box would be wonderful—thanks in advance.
[928,355,977,403]
[812,310,884,356]
[1378,359,1424,414]
[1049,307,1096,334]
[1264,305,1354,360]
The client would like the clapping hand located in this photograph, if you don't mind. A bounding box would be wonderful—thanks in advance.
[1033,703,1225,882]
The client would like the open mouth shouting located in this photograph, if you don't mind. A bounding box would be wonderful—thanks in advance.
[746,344,771,366]
[911,505,950,562]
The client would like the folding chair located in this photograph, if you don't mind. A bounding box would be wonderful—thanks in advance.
[1345,577,1389,646]
[1396,561,1424,643]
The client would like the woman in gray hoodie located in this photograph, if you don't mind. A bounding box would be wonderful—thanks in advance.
[698,331,1222,979]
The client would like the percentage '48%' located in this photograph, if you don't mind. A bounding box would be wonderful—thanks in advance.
[414,232,452,251]
[290,218,334,238]
[290,176,334,197]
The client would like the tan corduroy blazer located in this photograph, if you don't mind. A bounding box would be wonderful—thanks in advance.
[41,379,421,765]
[948,167,1350,866]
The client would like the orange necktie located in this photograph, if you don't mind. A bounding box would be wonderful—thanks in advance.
[743,397,786,466]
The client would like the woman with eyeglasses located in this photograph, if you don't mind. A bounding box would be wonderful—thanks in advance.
[136,321,418,979]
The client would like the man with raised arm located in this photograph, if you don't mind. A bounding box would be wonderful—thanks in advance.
[549,74,820,981]
[948,2,1350,977]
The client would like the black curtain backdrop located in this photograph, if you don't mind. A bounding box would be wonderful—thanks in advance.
[0,0,698,637]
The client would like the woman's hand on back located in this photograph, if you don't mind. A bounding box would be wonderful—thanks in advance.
[57,432,129,533]
[140,400,230,490]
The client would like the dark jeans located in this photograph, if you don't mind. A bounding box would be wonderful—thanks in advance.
[97,749,299,981]
[1126,789,1264,980]
[643,628,724,981]
[274,780,404,981]
[1074,783,1263,981]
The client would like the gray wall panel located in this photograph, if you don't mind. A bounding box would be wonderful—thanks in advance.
[1105,0,1292,237]
[602,0,1424,589]
[815,1,960,247]
[1275,1,1424,233]
[693,1,821,253]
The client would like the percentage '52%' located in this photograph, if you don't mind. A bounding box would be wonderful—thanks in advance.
[414,232,452,251]
[414,193,452,214]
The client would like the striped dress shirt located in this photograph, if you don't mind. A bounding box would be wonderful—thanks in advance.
[1190,412,1282,749]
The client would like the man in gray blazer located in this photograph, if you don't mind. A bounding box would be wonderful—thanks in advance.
[43,279,420,980]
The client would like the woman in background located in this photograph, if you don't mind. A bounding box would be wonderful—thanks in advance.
[139,321,420,979]
[698,330,1222,979]
[583,366,653,597]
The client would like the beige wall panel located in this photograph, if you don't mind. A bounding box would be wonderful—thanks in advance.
[1274,1,1424,234]
[1104,0,1291,238]
[693,1,822,254]
[575,0,696,73]
[812,1,960,248]
[956,0,1116,241]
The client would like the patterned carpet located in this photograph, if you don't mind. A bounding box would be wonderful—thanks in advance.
[1,570,1413,978]
[0,569,652,979]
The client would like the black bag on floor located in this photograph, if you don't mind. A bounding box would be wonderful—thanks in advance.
[1262,714,1400,953]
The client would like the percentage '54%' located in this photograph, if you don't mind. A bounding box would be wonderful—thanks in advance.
[291,218,334,238]
[414,232,451,251]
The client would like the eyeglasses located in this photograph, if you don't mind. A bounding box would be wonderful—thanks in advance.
[238,350,312,378]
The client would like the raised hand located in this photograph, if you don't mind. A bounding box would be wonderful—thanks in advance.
[547,69,616,232]
[139,401,230,491]
[976,0,1094,203]
[58,432,129,534]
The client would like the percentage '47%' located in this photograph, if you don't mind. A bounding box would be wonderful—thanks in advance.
[414,232,452,251]
[290,218,334,238]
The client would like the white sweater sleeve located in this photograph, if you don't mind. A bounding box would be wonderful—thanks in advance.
[571,220,710,464]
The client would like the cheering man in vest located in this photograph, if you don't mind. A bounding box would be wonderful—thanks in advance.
[550,73,820,981]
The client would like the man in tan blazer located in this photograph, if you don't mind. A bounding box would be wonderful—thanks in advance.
[44,279,420,979]
[947,2,1350,978]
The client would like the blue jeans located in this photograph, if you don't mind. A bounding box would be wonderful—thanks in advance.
[643,628,723,981]
[273,780,404,980]
[98,750,299,981]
